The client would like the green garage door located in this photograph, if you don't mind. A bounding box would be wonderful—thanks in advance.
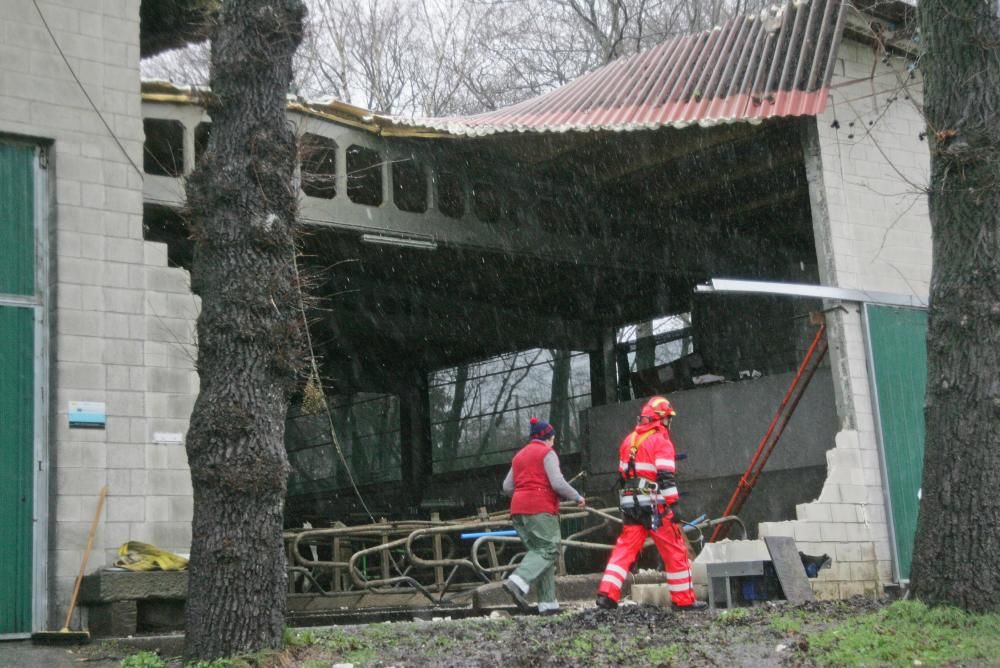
[0,141,38,635]
[865,304,928,581]
[0,307,35,634]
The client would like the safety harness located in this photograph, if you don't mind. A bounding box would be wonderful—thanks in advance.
[619,430,665,526]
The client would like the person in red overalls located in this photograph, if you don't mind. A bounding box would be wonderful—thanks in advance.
[595,396,706,611]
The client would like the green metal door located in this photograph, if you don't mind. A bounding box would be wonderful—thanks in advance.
[865,304,928,581]
[0,141,37,634]
[0,307,35,634]
[1,143,35,296]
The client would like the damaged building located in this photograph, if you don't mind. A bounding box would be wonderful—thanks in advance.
[0,0,930,637]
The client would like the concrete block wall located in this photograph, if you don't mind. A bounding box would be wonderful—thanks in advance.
[815,38,931,298]
[784,34,931,596]
[0,0,198,629]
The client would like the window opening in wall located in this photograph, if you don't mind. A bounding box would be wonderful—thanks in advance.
[617,314,696,398]
[300,133,338,200]
[436,169,464,218]
[392,155,427,213]
[473,182,524,226]
[194,122,211,166]
[286,393,401,498]
[143,119,184,177]
[143,204,193,270]
[536,196,565,234]
[346,144,382,206]
[472,181,500,223]
[429,349,591,474]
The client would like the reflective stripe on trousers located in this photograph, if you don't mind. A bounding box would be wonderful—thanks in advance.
[596,522,696,607]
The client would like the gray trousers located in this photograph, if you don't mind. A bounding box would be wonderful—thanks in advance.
[510,513,561,607]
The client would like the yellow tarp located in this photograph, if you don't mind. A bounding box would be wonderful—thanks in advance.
[115,541,189,571]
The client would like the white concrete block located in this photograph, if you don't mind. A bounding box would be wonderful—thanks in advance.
[148,469,193,496]
[102,339,143,365]
[144,523,192,553]
[57,309,103,337]
[57,335,105,363]
[55,361,105,389]
[130,469,149,495]
[143,241,168,267]
[757,521,795,538]
[849,561,878,581]
[794,522,823,543]
[107,442,144,469]
[103,521,134,551]
[835,542,862,563]
[146,496,171,522]
[166,445,190,470]
[146,266,192,293]
[820,522,848,542]
[797,503,832,523]
[107,494,144,522]
[107,468,131,493]
[56,468,106,496]
[830,504,862,523]
[838,484,867,504]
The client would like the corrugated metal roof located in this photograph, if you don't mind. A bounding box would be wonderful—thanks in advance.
[387,0,848,136]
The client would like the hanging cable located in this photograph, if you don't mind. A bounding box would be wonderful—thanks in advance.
[33,0,143,177]
[292,250,376,523]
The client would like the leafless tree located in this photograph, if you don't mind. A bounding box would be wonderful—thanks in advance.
[144,0,773,115]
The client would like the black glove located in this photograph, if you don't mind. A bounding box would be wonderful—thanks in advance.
[669,504,683,525]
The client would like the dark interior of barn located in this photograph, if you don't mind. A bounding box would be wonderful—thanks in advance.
[143,113,835,545]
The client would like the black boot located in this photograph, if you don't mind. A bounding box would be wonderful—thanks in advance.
[595,594,618,610]
[502,579,533,612]
[674,601,707,612]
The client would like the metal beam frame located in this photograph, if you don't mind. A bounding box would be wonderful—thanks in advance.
[695,278,928,307]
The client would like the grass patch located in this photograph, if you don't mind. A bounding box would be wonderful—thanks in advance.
[549,629,619,660]
[718,607,751,626]
[120,651,166,668]
[771,610,807,634]
[644,642,684,665]
[802,600,1000,666]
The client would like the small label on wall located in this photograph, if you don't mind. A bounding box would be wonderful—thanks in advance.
[153,432,184,445]
[68,401,106,429]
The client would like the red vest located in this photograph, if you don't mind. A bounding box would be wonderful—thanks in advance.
[510,440,560,515]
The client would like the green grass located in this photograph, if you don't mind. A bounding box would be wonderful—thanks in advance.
[120,651,166,668]
[718,607,751,626]
[549,629,620,660]
[644,642,684,665]
[770,609,807,634]
[802,600,1000,666]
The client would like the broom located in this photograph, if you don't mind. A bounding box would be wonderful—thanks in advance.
[33,484,108,644]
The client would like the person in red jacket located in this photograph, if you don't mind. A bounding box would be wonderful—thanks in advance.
[595,396,706,611]
[500,417,586,615]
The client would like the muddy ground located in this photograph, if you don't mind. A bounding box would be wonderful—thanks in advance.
[36,596,909,667]
[265,597,888,667]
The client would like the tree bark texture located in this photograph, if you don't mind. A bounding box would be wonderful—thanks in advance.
[910,1,1000,612]
[183,0,306,659]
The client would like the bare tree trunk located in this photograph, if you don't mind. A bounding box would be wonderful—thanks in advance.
[441,365,468,454]
[548,349,572,442]
[183,0,307,659]
[909,0,1000,612]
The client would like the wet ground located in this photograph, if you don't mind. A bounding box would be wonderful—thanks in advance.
[0,639,120,668]
[0,597,891,667]
[312,598,888,668]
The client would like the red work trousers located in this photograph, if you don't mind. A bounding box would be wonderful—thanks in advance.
[597,520,695,607]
